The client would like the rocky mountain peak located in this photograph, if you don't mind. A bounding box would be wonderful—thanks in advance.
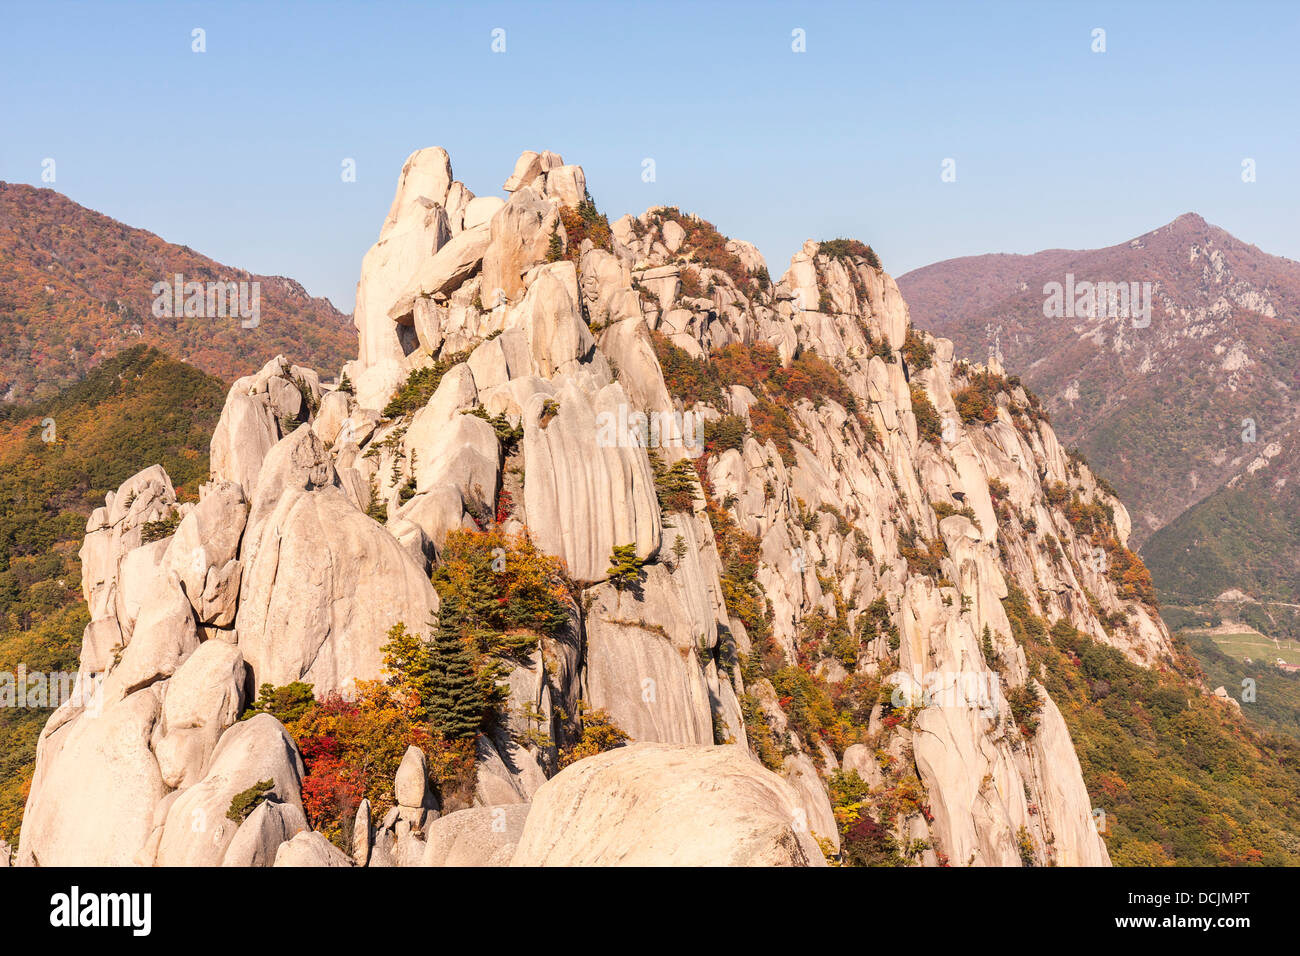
[15,145,1180,868]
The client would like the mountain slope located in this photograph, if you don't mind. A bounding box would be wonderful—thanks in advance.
[1144,426,1300,603]
[1142,423,1300,645]
[0,346,225,841]
[0,182,355,402]
[898,214,1300,552]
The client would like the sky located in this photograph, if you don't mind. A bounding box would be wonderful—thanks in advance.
[2,0,1297,314]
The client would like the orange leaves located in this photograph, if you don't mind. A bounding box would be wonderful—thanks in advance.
[678,266,704,299]
[711,341,781,388]
[558,200,613,264]
[650,207,753,291]
[436,527,572,630]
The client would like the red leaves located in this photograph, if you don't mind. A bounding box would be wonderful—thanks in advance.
[285,682,433,845]
[495,487,514,524]
[299,751,364,827]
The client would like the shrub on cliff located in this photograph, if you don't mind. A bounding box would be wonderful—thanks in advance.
[558,702,630,769]
[910,384,943,445]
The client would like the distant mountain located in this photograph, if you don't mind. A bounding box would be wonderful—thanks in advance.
[899,214,1300,588]
[0,182,355,402]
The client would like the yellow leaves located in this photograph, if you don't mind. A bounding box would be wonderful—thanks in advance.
[834,801,865,830]
[557,704,630,769]
[816,835,843,866]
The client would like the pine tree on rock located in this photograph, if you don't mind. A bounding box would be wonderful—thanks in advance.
[382,617,484,739]
[607,544,644,592]
[427,606,487,740]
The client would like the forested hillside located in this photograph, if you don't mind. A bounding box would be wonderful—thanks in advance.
[0,182,354,402]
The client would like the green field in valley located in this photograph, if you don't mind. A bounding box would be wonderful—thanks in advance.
[1199,630,1300,666]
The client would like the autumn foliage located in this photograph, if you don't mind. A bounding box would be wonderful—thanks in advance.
[431,528,573,656]
[265,679,474,851]
[0,182,353,403]
[558,197,613,266]
[648,207,756,291]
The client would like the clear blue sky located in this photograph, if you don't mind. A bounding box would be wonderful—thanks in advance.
[2,0,1297,313]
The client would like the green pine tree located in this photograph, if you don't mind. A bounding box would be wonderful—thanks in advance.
[428,620,486,739]
[434,557,502,653]
[545,224,565,262]
[981,624,1000,670]
[607,544,645,592]
[382,617,484,739]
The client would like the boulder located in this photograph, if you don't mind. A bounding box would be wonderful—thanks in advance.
[422,804,530,866]
[154,714,305,867]
[153,640,247,789]
[113,538,170,643]
[100,571,198,703]
[394,745,430,809]
[273,831,353,867]
[386,222,492,323]
[312,389,353,446]
[444,180,474,232]
[237,486,440,694]
[209,358,318,494]
[17,689,167,866]
[474,732,548,805]
[79,465,177,643]
[841,743,885,790]
[210,391,280,496]
[595,315,675,419]
[503,261,596,377]
[502,149,562,193]
[221,800,309,867]
[662,219,686,253]
[380,146,453,240]
[352,798,372,867]
[541,164,586,208]
[521,377,661,582]
[583,566,716,745]
[633,265,681,314]
[511,743,826,866]
[463,195,505,231]
[162,481,248,626]
[236,429,440,695]
[480,184,561,305]
[400,364,500,509]
[355,164,455,408]
[467,328,534,389]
